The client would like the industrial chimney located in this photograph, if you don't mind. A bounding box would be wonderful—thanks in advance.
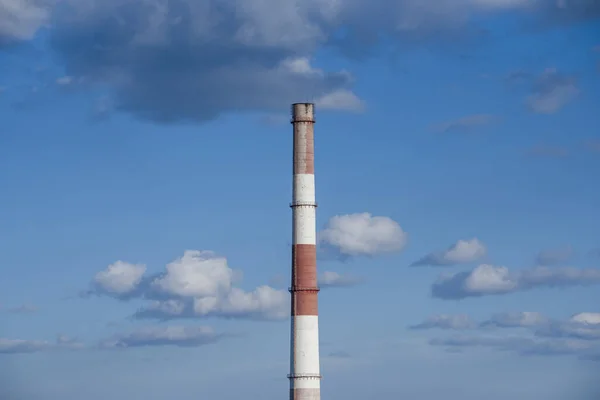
[288,103,321,400]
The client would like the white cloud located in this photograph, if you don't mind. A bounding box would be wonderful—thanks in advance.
[192,286,288,320]
[411,238,486,266]
[150,251,234,298]
[318,271,364,288]
[318,213,407,257]
[87,250,287,321]
[280,57,324,76]
[432,264,600,299]
[92,261,146,296]
[315,89,365,112]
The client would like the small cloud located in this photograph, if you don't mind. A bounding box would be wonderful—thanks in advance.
[409,314,476,330]
[592,45,600,52]
[526,145,570,158]
[526,68,579,114]
[431,264,600,300]
[318,213,407,258]
[411,238,486,267]
[85,260,147,299]
[318,271,364,288]
[535,246,573,266]
[99,325,227,349]
[430,114,496,134]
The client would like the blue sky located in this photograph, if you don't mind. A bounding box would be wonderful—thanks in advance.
[1,0,600,399]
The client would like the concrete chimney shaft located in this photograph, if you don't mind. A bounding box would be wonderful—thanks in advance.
[288,103,321,400]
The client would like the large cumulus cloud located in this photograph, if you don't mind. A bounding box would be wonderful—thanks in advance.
[84,250,289,321]
[47,0,360,123]
[2,0,599,121]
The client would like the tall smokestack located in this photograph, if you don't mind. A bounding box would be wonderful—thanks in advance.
[288,103,321,400]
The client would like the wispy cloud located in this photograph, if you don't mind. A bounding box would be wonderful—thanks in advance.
[99,326,229,349]
[0,335,83,355]
[505,70,532,83]
[419,311,600,361]
[0,325,230,354]
[55,76,73,86]
[413,312,600,335]
[411,238,486,267]
[1,304,38,314]
[430,335,599,361]
[535,246,573,266]
[525,68,579,114]
[480,312,549,329]
[430,114,496,134]
[409,314,476,330]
